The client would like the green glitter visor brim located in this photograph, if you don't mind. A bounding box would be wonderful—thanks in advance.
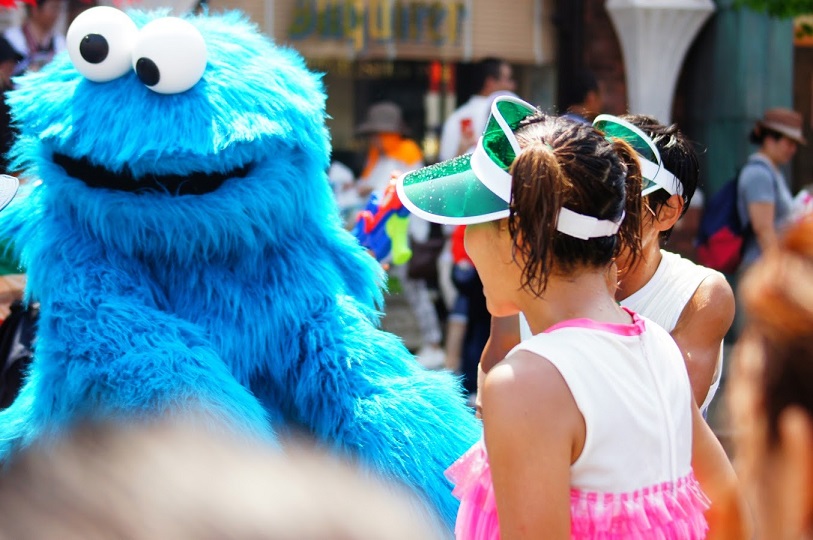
[396,153,510,226]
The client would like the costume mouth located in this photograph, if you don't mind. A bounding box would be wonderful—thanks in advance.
[53,153,251,195]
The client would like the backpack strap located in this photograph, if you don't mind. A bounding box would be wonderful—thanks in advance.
[737,158,777,230]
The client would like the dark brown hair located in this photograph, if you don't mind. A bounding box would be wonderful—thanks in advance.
[621,114,700,242]
[507,113,643,296]
[740,214,813,444]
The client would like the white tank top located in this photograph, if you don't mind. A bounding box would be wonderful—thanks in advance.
[620,250,723,414]
[518,250,723,415]
[512,311,694,492]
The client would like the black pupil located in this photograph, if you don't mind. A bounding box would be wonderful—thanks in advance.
[79,34,108,64]
[135,58,160,87]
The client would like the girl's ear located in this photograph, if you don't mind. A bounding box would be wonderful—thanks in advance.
[654,194,684,231]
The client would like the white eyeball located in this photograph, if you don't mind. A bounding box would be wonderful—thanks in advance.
[132,17,207,95]
[66,6,138,83]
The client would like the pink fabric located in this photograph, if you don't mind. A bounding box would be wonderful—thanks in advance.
[446,440,710,540]
[543,307,645,337]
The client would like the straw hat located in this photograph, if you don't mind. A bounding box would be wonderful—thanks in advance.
[356,102,406,136]
[755,108,807,145]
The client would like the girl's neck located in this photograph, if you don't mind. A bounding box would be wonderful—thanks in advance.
[615,242,663,301]
[520,266,629,335]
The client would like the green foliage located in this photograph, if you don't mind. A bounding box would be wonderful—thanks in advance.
[734,0,813,18]
[797,19,813,38]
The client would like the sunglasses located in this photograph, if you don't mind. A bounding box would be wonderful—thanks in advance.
[593,115,683,197]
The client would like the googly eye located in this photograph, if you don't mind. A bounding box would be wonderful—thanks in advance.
[132,17,207,95]
[66,6,138,83]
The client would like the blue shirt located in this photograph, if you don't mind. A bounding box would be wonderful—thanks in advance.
[736,153,794,266]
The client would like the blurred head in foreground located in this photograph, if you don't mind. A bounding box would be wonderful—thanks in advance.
[730,213,813,540]
[0,419,442,540]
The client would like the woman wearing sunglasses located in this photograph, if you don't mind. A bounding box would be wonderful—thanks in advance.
[481,116,735,419]
[397,97,746,539]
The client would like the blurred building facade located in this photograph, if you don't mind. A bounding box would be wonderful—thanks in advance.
[0,0,808,248]
[207,0,558,172]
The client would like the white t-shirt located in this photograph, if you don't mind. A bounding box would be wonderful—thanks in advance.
[438,95,491,162]
[512,310,694,492]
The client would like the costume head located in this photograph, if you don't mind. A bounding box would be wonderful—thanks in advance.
[9,7,347,265]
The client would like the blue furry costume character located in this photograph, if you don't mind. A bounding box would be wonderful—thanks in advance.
[0,6,479,527]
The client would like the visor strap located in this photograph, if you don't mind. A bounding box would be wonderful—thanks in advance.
[470,138,512,203]
[556,208,625,240]
[640,157,682,196]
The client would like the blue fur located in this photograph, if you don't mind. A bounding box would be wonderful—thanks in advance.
[0,10,479,528]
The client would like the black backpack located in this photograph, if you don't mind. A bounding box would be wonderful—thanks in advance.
[0,300,37,409]
[696,161,771,274]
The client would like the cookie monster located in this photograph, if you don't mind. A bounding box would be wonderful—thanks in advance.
[0,6,479,527]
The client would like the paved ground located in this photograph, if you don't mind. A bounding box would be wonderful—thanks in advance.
[380,290,424,353]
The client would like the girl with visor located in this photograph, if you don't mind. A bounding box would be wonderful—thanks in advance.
[482,115,735,419]
[397,98,747,539]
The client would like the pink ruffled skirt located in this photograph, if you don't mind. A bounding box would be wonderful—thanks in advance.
[445,441,710,540]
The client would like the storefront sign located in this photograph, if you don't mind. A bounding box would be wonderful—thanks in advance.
[288,0,467,52]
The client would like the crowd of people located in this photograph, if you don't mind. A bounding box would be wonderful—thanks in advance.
[0,8,810,537]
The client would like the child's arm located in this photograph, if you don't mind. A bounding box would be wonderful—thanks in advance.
[482,351,582,540]
[691,402,753,539]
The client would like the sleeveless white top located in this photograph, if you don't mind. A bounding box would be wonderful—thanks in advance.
[450,310,709,539]
[513,311,694,491]
[518,250,724,415]
[620,250,724,414]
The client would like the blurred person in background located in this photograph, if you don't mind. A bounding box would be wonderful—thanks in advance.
[438,57,515,162]
[0,37,21,176]
[356,101,444,368]
[438,58,515,388]
[730,213,813,540]
[737,107,806,268]
[3,0,65,76]
[560,69,603,125]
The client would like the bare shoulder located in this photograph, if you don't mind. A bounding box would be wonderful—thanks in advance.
[693,272,734,308]
[483,350,579,428]
[483,349,585,461]
[676,271,735,333]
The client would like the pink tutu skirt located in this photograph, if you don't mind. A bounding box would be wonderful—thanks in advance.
[445,440,710,540]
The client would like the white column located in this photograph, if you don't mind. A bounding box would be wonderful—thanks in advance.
[606,0,715,124]
[118,0,200,15]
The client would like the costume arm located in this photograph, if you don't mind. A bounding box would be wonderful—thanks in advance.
[276,297,479,530]
[670,273,735,407]
[0,251,274,458]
